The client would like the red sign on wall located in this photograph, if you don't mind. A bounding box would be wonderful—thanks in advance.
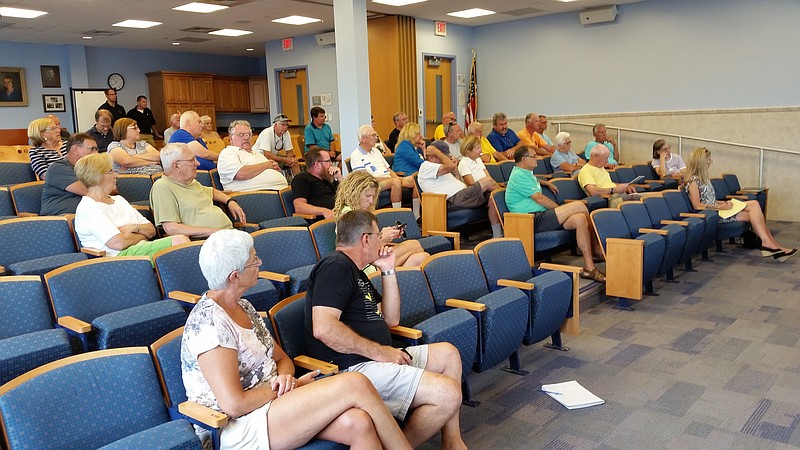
[282,38,294,51]
[434,21,446,37]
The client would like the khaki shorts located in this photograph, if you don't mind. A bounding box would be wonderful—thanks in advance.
[447,182,488,211]
[346,345,429,420]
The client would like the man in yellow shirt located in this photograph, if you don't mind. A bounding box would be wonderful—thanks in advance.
[578,144,637,208]
[467,121,507,162]
[517,112,554,156]
[433,111,456,140]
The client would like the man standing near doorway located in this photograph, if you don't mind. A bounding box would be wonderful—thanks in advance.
[126,96,161,148]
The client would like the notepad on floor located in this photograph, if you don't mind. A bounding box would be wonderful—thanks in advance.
[541,380,604,410]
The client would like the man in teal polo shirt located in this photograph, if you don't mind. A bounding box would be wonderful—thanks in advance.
[304,106,339,161]
[506,146,605,282]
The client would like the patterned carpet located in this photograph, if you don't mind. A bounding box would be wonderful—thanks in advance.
[423,221,800,449]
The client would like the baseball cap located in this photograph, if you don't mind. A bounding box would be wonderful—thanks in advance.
[272,114,291,124]
[430,139,450,155]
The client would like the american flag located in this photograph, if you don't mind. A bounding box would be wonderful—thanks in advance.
[465,50,478,128]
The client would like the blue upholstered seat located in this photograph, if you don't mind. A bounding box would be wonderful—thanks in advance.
[115,174,153,206]
[662,189,718,260]
[421,251,528,373]
[230,190,308,230]
[620,200,686,281]
[44,257,187,351]
[154,241,279,312]
[0,216,88,276]
[549,177,607,212]
[375,208,454,254]
[475,238,575,347]
[722,173,767,212]
[0,276,72,385]
[0,349,202,450]
[0,162,36,186]
[310,218,337,258]
[644,195,704,270]
[252,227,319,298]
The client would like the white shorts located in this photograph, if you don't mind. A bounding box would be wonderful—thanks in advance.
[346,345,429,420]
[220,400,272,450]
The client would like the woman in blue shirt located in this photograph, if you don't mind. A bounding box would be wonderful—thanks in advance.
[391,122,425,175]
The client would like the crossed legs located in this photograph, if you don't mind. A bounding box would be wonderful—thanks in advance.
[736,200,793,252]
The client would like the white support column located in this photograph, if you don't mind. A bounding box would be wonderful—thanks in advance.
[333,0,371,163]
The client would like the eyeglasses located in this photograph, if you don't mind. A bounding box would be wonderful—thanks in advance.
[127,125,140,130]
[362,232,383,239]
[80,144,99,152]
[234,132,252,138]
[243,255,262,270]
[45,126,59,132]
[174,158,197,165]
[523,154,537,159]
[318,159,332,164]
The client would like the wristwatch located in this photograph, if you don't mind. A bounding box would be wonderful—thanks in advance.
[381,269,396,277]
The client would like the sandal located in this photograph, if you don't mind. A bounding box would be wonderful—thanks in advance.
[760,246,782,258]
[773,248,798,263]
[580,268,606,283]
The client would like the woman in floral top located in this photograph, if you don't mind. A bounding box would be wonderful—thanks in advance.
[684,147,796,262]
[181,229,411,450]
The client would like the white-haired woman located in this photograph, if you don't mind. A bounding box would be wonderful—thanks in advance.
[73,153,188,260]
[182,229,412,450]
[549,132,586,176]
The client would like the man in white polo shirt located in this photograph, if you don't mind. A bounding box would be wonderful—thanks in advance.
[349,124,420,219]
[217,120,288,192]
[254,113,300,177]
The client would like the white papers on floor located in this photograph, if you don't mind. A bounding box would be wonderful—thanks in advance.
[541,380,604,410]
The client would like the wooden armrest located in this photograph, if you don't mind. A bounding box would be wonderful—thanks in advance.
[539,263,582,273]
[259,270,291,282]
[739,188,765,193]
[427,230,461,250]
[80,247,106,257]
[497,279,534,291]
[679,212,704,218]
[390,325,423,339]
[445,299,486,312]
[661,220,688,226]
[257,311,267,318]
[17,212,38,217]
[564,199,581,203]
[293,355,338,374]
[293,213,316,220]
[726,195,748,200]
[169,290,202,304]
[0,265,6,275]
[57,316,91,333]
[639,228,668,235]
[178,401,229,428]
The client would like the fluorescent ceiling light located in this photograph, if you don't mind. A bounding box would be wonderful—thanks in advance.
[82,36,93,40]
[172,42,181,45]
[272,15,322,25]
[0,7,48,19]
[246,48,254,51]
[112,20,162,29]
[373,0,427,6]
[173,2,228,13]
[209,28,253,37]
[447,8,495,19]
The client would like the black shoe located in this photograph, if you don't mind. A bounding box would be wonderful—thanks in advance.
[773,248,798,263]
[760,246,782,257]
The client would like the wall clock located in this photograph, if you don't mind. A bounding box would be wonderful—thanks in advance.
[108,73,124,91]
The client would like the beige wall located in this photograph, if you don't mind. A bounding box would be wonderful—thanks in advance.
[479,107,800,221]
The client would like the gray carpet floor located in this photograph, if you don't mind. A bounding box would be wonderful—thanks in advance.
[423,220,800,449]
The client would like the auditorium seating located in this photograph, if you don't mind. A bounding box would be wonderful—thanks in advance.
[375,207,458,253]
[590,208,666,309]
[0,161,36,186]
[8,181,43,216]
[643,194,704,271]
[549,177,607,212]
[0,348,202,450]
[414,173,488,238]
[252,227,319,298]
[619,200,686,282]
[44,256,187,351]
[421,250,529,374]
[722,172,768,214]
[229,190,308,230]
[309,217,337,258]
[661,189,718,261]
[0,216,88,276]
[114,173,153,208]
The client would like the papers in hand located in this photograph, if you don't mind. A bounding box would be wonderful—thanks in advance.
[541,380,604,410]
[718,198,747,219]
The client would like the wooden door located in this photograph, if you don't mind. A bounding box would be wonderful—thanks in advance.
[278,68,309,126]
[164,75,190,103]
[423,57,452,138]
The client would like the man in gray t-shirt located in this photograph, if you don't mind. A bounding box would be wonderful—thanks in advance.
[40,133,98,216]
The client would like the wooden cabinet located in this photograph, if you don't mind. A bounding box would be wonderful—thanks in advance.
[147,71,216,130]
[214,77,250,113]
[249,77,269,113]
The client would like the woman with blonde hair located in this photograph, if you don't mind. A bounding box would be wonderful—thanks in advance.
[27,117,67,179]
[73,153,188,260]
[458,135,497,187]
[684,147,795,261]
[108,118,163,175]
[334,171,429,270]
[391,122,425,175]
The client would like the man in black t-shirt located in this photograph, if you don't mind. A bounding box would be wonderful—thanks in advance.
[305,210,466,449]
[291,148,342,219]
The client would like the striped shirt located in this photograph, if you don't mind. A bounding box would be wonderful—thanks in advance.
[29,141,67,179]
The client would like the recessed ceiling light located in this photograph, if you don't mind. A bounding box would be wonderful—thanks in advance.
[209,28,253,37]
[271,15,322,26]
[173,2,228,13]
[246,48,254,51]
[172,42,181,46]
[0,7,48,19]
[447,8,495,19]
[373,0,427,6]
[82,36,93,40]
[112,19,162,29]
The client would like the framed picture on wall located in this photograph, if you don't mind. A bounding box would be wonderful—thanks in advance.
[0,67,28,106]
[43,94,66,113]
[41,65,61,88]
